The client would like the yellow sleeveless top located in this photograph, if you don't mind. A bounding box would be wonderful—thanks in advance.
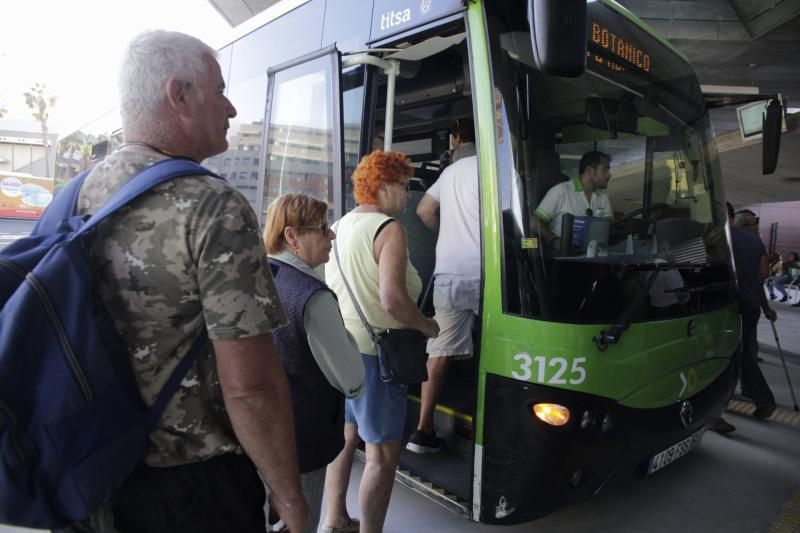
[325,212,422,355]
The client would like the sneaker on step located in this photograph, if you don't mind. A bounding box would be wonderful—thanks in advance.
[406,429,443,454]
[779,296,789,302]
[753,403,777,420]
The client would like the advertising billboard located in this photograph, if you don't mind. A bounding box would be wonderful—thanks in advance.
[0,171,54,219]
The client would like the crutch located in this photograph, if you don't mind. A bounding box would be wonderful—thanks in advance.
[769,319,799,411]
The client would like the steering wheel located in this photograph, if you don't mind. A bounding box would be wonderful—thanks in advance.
[610,203,669,243]
[613,203,670,226]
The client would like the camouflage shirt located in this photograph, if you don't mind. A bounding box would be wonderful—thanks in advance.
[78,151,287,466]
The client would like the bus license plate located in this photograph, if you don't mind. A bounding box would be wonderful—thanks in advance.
[647,428,705,475]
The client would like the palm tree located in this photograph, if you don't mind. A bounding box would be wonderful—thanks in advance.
[24,83,57,177]
[0,104,7,119]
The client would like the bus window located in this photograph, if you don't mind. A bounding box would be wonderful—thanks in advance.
[487,1,734,324]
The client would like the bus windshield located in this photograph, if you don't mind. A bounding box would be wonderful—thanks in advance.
[486,1,735,324]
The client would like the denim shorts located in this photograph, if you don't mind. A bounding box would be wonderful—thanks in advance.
[345,354,407,444]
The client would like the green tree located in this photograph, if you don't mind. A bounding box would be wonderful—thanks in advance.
[24,83,57,177]
[0,104,7,119]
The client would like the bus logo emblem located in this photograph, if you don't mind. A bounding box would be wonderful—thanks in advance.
[679,400,694,429]
[420,0,432,16]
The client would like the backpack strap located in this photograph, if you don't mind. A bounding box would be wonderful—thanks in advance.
[75,159,220,411]
[76,158,221,238]
[146,330,209,424]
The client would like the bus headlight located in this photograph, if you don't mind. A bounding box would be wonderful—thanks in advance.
[532,403,570,426]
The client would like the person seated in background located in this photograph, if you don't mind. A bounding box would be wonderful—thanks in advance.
[648,241,689,318]
[533,150,614,251]
[264,194,365,533]
[773,251,800,303]
[765,252,782,300]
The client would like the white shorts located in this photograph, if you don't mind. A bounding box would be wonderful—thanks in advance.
[426,275,480,358]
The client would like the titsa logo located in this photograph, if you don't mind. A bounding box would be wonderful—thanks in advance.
[420,0,432,16]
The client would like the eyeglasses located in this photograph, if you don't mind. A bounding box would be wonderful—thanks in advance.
[297,222,331,234]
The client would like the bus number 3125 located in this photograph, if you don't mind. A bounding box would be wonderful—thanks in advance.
[512,354,587,385]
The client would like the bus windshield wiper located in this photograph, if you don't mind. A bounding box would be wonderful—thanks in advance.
[592,270,659,351]
[592,261,719,350]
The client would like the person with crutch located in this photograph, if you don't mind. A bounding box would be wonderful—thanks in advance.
[767,319,800,411]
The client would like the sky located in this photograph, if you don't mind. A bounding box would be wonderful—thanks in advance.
[0,0,235,136]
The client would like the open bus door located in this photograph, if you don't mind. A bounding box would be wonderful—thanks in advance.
[261,12,482,519]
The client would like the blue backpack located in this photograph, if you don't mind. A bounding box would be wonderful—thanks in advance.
[0,159,219,528]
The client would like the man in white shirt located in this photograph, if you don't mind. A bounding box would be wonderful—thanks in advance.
[533,151,614,250]
[408,119,480,454]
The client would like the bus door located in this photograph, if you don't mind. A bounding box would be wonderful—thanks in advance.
[360,15,480,517]
[260,9,480,518]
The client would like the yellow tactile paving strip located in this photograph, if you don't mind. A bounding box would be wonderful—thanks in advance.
[769,489,800,533]
[726,399,800,428]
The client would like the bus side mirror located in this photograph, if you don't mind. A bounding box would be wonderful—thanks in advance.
[528,0,587,77]
[762,97,782,175]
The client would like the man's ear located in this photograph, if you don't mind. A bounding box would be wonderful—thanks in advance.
[165,78,190,114]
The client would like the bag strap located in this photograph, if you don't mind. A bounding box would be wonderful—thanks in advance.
[77,159,220,238]
[333,238,381,347]
[39,159,217,418]
[82,159,218,415]
[146,331,208,423]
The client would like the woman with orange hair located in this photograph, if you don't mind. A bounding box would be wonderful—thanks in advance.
[321,150,439,533]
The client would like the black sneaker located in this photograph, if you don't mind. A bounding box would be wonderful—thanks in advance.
[737,390,754,401]
[770,294,777,300]
[753,404,777,420]
[406,429,443,454]
[780,296,789,302]
[709,417,736,434]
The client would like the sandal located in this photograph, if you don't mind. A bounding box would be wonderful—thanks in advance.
[319,517,360,532]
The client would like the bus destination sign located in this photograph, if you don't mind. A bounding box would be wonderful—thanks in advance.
[588,22,652,74]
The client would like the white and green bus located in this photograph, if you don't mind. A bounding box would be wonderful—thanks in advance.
[97,0,782,524]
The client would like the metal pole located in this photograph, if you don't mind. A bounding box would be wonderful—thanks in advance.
[341,55,399,151]
[769,319,799,411]
[383,60,399,151]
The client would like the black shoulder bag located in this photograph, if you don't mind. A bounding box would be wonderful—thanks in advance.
[333,238,428,384]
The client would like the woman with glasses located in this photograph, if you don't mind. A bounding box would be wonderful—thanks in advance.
[263,193,365,533]
[322,150,440,533]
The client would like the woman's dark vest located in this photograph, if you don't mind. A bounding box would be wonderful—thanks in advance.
[269,258,344,473]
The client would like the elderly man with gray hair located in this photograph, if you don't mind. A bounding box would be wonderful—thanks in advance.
[58,30,307,532]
